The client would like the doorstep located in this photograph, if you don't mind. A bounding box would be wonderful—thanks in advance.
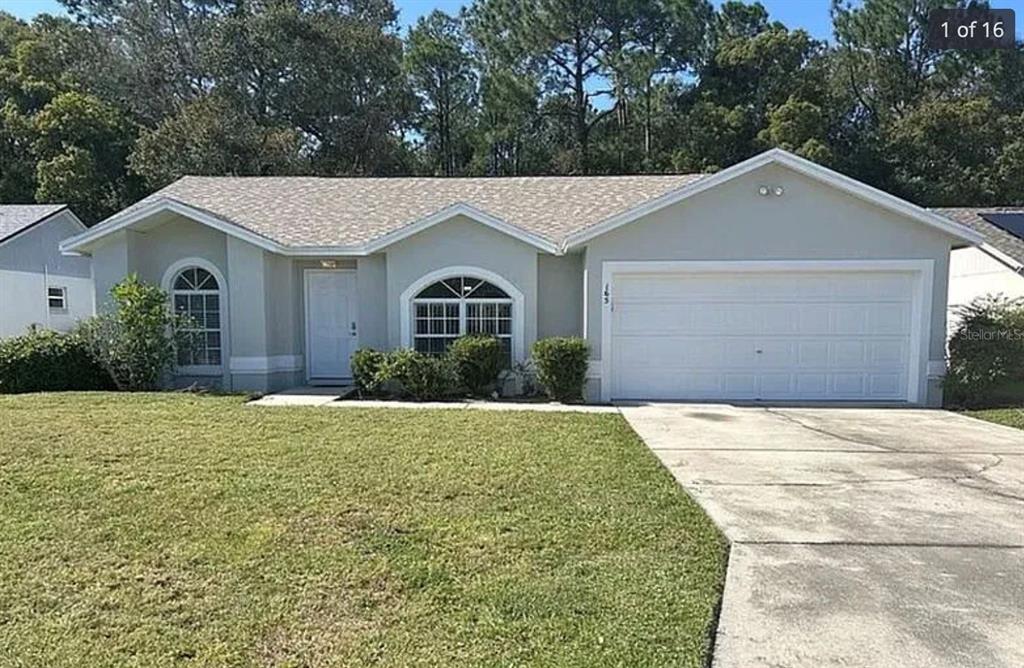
[247,385,355,407]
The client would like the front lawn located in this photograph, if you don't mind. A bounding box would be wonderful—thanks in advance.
[0,394,725,667]
[966,407,1024,430]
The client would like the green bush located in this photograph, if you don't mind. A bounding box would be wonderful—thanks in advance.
[945,295,1024,408]
[76,274,189,391]
[0,327,114,393]
[448,335,503,396]
[379,348,459,401]
[531,337,589,403]
[351,348,387,396]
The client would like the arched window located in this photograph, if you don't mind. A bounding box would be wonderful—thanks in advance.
[413,276,512,366]
[171,266,222,367]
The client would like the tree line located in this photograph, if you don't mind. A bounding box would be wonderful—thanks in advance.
[0,0,1021,224]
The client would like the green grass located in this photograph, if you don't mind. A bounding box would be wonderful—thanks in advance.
[0,393,726,667]
[966,407,1024,430]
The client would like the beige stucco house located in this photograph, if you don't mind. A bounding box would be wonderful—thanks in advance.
[60,149,983,405]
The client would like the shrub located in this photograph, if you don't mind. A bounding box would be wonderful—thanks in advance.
[448,335,503,396]
[0,327,114,393]
[351,348,388,396]
[531,337,589,402]
[945,295,1024,408]
[76,274,189,391]
[379,348,459,401]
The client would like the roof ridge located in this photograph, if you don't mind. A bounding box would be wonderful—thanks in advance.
[173,173,703,181]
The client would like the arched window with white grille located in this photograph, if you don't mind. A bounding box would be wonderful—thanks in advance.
[402,268,524,368]
[170,266,223,367]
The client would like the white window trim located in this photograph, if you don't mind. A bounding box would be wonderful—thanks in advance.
[47,286,67,310]
[599,259,934,404]
[160,257,230,379]
[400,266,525,364]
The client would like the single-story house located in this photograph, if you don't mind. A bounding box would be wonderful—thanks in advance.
[932,208,1024,333]
[1,205,93,338]
[60,149,983,405]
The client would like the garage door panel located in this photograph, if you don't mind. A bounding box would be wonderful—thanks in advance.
[613,302,692,334]
[722,375,758,397]
[798,305,832,334]
[872,303,912,335]
[797,341,830,366]
[796,374,828,396]
[870,374,903,396]
[610,270,916,401]
[870,340,907,366]
[759,304,801,335]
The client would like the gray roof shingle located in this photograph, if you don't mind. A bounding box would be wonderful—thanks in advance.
[931,207,1024,267]
[0,204,67,244]
[131,174,706,248]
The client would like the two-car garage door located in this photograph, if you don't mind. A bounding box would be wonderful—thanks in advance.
[608,265,924,402]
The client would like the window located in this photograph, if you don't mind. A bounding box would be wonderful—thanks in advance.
[412,276,513,366]
[47,286,67,310]
[171,266,222,367]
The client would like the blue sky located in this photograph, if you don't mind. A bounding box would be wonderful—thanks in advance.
[2,0,1022,39]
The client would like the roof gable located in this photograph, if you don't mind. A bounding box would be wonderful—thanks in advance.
[562,149,983,249]
[0,204,72,246]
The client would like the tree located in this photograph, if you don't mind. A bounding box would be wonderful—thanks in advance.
[757,96,833,164]
[31,91,141,222]
[60,0,221,124]
[405,10,477,176]
[671,1,825,171]
[471,0,619,174]
[0,12,141,220]
[831,0,950,124]
[206,0,414,175]
[471,67,550,175]
[617,0,712,166]
[885,97,1024,205]
[129,93,302,189]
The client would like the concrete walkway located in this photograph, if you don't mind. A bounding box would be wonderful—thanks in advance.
[248,387,617,413]
[619,404,1024,668]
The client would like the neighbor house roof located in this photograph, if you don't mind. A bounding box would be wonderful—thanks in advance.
[61,149,983,256]
[932,208,1024,270]
[0,204,68,244]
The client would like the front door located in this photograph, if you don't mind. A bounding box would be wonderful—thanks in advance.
[305,270,357,381]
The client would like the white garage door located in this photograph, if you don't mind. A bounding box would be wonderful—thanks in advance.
[609,270,919,401]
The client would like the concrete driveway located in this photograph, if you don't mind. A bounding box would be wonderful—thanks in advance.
[619,404,1024,668]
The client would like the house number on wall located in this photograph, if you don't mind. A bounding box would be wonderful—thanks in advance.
[603,284,611,306]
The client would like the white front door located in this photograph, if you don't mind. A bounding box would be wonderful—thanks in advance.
[609,269,919,402]
[305,270,357,381]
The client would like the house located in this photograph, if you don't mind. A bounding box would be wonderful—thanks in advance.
[1,205,93,338]
[60,149,982,405]
[931,208,1024,333]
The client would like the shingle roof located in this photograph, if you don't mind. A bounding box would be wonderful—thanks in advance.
[931,208,1024,267]
[0,204,67,244]
[131,174,706,248]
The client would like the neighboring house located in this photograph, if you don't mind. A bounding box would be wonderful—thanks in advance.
[1,205,94,338]
[60,149,982,406]
[931,208,1024,333]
